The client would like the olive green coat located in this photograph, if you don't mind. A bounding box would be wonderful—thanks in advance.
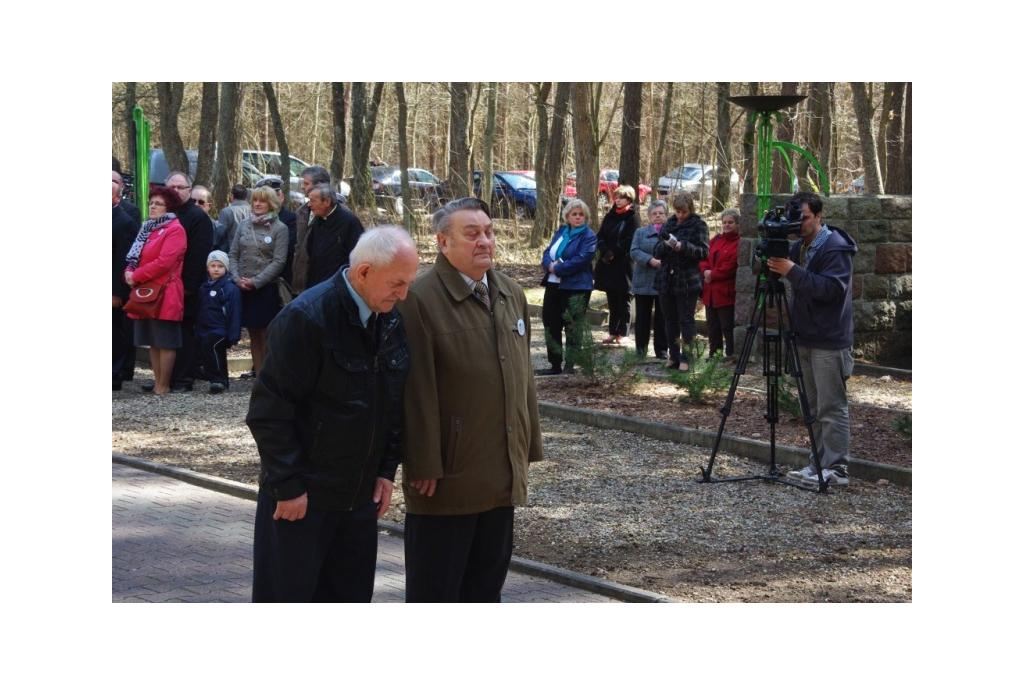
[398,253,543,515]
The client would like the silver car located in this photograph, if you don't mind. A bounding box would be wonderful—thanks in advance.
[658,163,739,201]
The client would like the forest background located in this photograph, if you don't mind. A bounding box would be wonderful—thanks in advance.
[110,82,911,243]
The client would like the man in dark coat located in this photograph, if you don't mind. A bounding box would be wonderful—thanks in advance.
[218,184,250,249]
[164,171,213,392]
[112,182,137,390]
[304,183,364,290]
[112,170,141,229]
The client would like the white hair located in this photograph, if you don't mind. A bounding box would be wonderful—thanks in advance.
[349,226,417,269]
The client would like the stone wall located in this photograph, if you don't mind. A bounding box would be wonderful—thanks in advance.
[731,194,912,369]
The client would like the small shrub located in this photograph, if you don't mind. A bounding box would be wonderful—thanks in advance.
[667,340,733,404]
[894,414,912,444]
[604,347,646,391]
[562,294,613,378]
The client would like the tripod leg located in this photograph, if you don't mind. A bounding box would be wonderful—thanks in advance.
[700,281,766,482]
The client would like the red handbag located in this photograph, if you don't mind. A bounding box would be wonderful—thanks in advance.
[123,281,167,319]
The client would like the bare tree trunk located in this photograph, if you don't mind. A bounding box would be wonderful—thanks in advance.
[533,82,570,247]
[619,82,642,197]
[195,82,219,191]
[448,82,473,198]
[796,82,831,192]
[395,82,415,233]
[876,83,892,181]
[350,82,385,209]
[712,82,732,213]
[654,82,675,198]
[770,82,799,193]
[481,82,497,209]
[123,82,138,175]
[532,82,551,212]
[741,82,758,194]
[330,82,347,185]
[850,82,884,194]
[571,83,600,219]
[262,82,291,205]
[903,83,912,194]
[885,82,906,194]
[212,83,245,200]
[156,82,188,175]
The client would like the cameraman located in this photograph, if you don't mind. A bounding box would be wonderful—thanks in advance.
[767,191,858,487]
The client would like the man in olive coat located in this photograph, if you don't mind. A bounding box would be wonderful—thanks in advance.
[398,197,543,603]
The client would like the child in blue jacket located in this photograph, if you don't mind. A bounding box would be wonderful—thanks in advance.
[196,251,242,393]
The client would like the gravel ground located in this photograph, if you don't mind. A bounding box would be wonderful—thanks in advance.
[112,316,912,602]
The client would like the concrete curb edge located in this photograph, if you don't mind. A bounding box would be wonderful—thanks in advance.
[112,452,675,604]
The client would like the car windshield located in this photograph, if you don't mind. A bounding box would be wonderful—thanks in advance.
[500,173,536,190]
[666,166,703,181]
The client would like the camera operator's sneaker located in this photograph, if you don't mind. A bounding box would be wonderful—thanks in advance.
[787,465,817,481]
[819,469,849,486]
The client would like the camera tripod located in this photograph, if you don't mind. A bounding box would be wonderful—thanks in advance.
[698,270,830,493]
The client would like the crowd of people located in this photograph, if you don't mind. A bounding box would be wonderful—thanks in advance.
[111,161,363,394]
[540,189,741,374]
[114,164,858,602]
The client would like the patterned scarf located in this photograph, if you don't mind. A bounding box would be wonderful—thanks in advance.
[125,213,176,268]
[252,211,278,228]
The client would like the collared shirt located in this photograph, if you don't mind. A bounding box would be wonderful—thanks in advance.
[342,268,373,329]
[799,224,833,268]
[457,271,488,296]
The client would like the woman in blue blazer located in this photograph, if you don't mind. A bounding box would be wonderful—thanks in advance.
[540,199,597,375]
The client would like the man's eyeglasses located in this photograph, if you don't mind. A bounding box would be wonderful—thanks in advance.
[168,184,191,191]
[195,199,211,206]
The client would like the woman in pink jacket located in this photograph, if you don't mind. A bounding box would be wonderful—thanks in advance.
[124,185,187,394]
[700,208,740,361]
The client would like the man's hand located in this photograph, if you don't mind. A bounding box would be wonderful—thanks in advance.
[272,493,308,521]
[112,295,123,308]
[408,479,437,497]
[766,257,795,278]
[373,478,394,519]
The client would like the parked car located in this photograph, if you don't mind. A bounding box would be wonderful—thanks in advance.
[242,149,349,201]
[147,148,307,206]
[657,163,739,201]
[564,169,652,209]
[473,171,537,219]
[369,165,451,212]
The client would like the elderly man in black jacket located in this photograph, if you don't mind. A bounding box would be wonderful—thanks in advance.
[163,171,213,392]
[304,182,364,290]
[247,226,419,603]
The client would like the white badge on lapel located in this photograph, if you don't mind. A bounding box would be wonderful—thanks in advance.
[517,318,526,336]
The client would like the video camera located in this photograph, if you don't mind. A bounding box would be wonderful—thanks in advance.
[754,201,802,276]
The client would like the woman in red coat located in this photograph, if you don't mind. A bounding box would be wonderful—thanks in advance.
[700,208,740,361]
[124,185,187,394]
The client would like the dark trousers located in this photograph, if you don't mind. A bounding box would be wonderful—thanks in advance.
[121,313,137,379]
[198,333,229,386]
[112,307,127,383]
[171,300,198,386]
[605,289,632,337]
[252,489,378,603]
[661,292,698,363]
[542,285,591,369]
[633,294,667,356]
[404,507,514,603]
[705,304,735,357]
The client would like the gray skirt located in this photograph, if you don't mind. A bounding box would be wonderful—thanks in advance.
[134,319,182,349]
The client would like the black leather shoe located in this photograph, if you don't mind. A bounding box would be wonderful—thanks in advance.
[538,366,561,376]
[209,382,227,394]
[141,382,155,392]
[563,364,576,375]
[239,370,255,380]
[655,352,668,360]
[112,379,123,391]
[170,383,193,393]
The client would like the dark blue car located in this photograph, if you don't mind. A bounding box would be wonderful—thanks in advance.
[473,171,537,220]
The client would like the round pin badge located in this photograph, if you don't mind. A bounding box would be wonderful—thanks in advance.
[210,290,217,297]
[517,318,526,336]
[264,235,272,244]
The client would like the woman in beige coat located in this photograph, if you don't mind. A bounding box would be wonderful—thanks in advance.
[229,186,288,377]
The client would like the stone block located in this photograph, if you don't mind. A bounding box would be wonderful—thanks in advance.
[823,196,850,222]
[890,274,912,300]
[890,219,913,242]
[854,336,879,363]
[852,275,863,300]
[876,244,912,274]
[854,244,876,275]
[875,331,912,368]
[862,274,890,300]
[881,195,913,219]
[849,197,883,219]
[853,300,896,332]
[894,301,912,332]
[855,220,890,244]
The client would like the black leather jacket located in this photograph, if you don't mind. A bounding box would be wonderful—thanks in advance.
[246,269,410,511]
